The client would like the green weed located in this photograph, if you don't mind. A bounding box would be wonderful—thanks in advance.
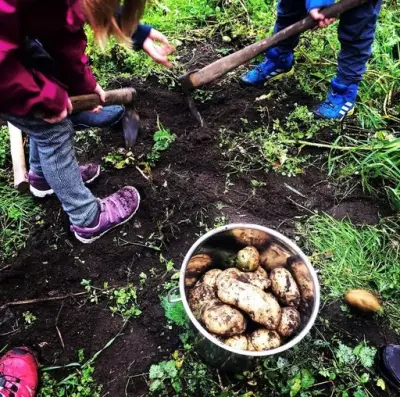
[161,296,189,328]
[299,214,400,330]
[22,311,37,328]
[147,122,176,166]
[81,280,142,322]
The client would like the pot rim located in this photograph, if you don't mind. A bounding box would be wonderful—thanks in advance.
[179,223,320,357]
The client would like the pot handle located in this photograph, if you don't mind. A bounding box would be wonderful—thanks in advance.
[167,286,182,303]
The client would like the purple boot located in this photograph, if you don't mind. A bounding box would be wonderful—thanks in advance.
[28,163,100,198]
[70,186,140,244]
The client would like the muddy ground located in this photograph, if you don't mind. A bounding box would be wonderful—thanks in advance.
[0,46,398,396]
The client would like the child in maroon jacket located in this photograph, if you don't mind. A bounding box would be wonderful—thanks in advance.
[0,0,174,246]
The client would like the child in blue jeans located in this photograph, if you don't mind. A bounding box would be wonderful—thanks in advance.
[241,0,383,119]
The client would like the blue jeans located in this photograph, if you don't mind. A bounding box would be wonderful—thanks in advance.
[273,0,383,84]
[2,114,99,227]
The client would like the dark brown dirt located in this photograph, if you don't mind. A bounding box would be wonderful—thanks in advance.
[0,68,396,396]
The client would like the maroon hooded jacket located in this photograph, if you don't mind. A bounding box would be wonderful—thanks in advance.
[0,0,97,116]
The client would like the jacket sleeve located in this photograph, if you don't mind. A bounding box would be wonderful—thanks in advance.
[39,27,97,96]
[132,24,152,50]
[0,0,68,116]
[306,0,335,12]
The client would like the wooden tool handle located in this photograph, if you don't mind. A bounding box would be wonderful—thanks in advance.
[181,0,368,89]
[70,87,137,113]
[8,123,29,193]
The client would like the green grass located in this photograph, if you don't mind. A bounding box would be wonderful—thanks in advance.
[299,214,400,330]
[0,126,41,261]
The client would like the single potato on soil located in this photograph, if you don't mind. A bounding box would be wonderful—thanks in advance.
[217,275,281,329]
[270,267,300,307]
[188,282,216,320]
[201,300,247,336]
[277,307,301,337]
[345,289,383,313]
[260,243,291,270]
[237,246,260,272]
[250,329,282,351]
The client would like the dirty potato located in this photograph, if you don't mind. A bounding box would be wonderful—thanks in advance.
[185,254,213,287]
[201,269,223,289]
[188,282,216,320]
[237,246,260,272]
[217,267,270,291]
[230,229,270,248]
[270,268,300,307]
[217,276,281,329]
[201,300,247,336]
[250,329,282,351]
[289,259,315,311]
[345,289,383,313]
[246,337,257,351]
[260,243,291,270]
[277,307,301,337]
[224,335,248,350]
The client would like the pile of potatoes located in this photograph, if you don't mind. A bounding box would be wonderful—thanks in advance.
[185,229,315,352]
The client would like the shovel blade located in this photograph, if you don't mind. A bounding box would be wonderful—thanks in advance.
[122,107,140,149]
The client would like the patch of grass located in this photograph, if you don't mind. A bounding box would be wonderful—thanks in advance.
[148,326,384,396]
[0,185,42,261]
[39,349,103,397]
[299,214,400,330]
[161,296,189,328]
[81,280,142,322]
[220,107,333,176]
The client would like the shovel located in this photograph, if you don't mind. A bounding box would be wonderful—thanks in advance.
[179,0,369,125]
[70,87,140,149]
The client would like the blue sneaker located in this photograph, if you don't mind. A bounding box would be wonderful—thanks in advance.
[69,105,125,131]
[240,48,294,87]
[313,78,358,120]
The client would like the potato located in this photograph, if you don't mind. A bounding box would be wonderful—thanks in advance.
[217,267,270,291]
[246,337,257,351]
[201,300,247,336]
[270,268,300,307]
[217,276,281,329]
[277,307,301,337]
[188,283,216,320]
[230,228,270,248]
[237,246,260,272]
[201,269,223,289]
[224,335,248,350]
[185,254,213,287]
[345,289,383,313]
[250,329,281,351]
[289,260,314,311]
[260,243,291,270]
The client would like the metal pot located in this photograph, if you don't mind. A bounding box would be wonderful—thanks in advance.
[170,223,320,371]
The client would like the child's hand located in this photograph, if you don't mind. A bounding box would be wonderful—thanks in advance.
[309,8,336,29]
[44,98,73,124]
[92,84,105,113]
[143,29,175,68]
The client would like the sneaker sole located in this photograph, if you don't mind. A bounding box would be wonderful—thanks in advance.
[30,166,101,198]
[314,106,355,121]
[73,188,141,244]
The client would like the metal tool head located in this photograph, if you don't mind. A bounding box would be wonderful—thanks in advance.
[122,107,140,149]
[179,70,205,127]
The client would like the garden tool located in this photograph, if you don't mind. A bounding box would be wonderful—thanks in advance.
[179,0,369,125]
[11,88,139,192]
[70,87,139,149]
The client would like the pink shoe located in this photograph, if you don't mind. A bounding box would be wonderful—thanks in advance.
[0,347,39,397]
[28,163,100,198]
[70,186,141,244]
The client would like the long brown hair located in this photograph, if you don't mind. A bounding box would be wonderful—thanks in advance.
[83,0,146,48]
